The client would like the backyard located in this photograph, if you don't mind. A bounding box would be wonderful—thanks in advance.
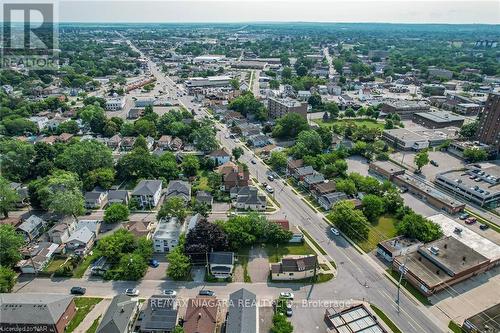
[66,297,103,333]
[357,215,398,253]
[313,118,384,130]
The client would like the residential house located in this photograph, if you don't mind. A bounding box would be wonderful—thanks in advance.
[196,191,214,206]
[57,133,74,143]
[0,294,76,333]
[138,295,178,333]
[125,221,152,239]
[153,218,182,253]
[225,289,257,333]
[9,182,29,207]
[184,296,219,333]
[293,166,315,181]
[318,192,348,211]
[108,190,130,205]
[108,134,122,150]
[17,242,60,274]
[231,186,266,211]
[208,252,235,279]
[65,227,95,256]
[271,255,318,281]
[17,215,46,241]
[165,180,191,202]
[157,135,172,149]
[84,190,108,209]
[218,162,249,191]
[75,220,101,235]
[131,180,163,208]
[128,108,144,119]
[186,214,202,233]
[302,173,325,189]
[47,217,77,244]
[208,148,231,166]
[96,295,139,333]
[121,137,137,151]
[270,219,303,243]
[311,181,336,199]
[247,134,270,148]
[287,159,304,175]
[91,257,111,276]
[170,137,183,151]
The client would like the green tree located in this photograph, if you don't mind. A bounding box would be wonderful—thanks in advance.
[291,130,323,157]
[272,113,309,139]
[84,168,115,191]
[271,313,293,333]
[104,204,130,223]
[383,189,404,214]
[56,140,113,178]
[133,135,149,151]
[167,236,191,280]
[182,155,200,177]
[0,225,25,267]
[414,150,430,171]
[0,266,17,293]
[463,148,488,162]
[95,229,136,264]
[397,212,443,243]
[459,121,479,140]
[282,67,293,80]
[58,120,79,134]
[328,201,369,242]
[335,179,357,196]
[268,151,287,171]
[362,194,385,223]
[230,78,240,90]
[0,177,19,218]
[134,119,157,137]
[232,147,244,161]
[307,94,322,109]
[118,253,148,280]
[324,102,340,118]
[116,149,157,180]
[0,139,35,182]
[157,197,187,222]
[190,125,219,152]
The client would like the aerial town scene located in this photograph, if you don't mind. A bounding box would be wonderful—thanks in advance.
[0,1,499,333]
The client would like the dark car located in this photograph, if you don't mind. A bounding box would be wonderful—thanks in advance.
[479,224,489,230]
[149,259,159,268]
[430,160,439,167]
[199,289,215,296]
[70,287,86,295]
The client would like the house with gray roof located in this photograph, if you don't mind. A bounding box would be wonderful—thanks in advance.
[195,190,213,206]
[318,192,348,210]
[0,293,76,333]
[139,295,178,333]
[231,186,266,211]
[65,227,95,256]
[107,190,130,205]
[293,166,315,180]
[226,289,257,333]
[165,180,191,202]
[209,252,235,278]
[17,215,46,241]
[302,173,325,189]
[84,190,107,209]
[153,218,182,253]
[97,295,139,333]
[131,180,163,209]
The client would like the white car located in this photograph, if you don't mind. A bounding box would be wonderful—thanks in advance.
[266,186,274,193]
[125,288,139,296]
[330,227,340,236]
[279,292,294,300]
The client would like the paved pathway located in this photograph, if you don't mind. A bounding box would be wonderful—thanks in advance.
[73,299,110,333]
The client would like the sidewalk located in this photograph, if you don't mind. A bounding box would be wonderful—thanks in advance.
[73,299,110,333]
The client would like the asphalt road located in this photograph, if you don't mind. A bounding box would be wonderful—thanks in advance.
[14,36,445,333]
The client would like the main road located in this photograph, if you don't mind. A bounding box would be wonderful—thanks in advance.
[15,35,445,333]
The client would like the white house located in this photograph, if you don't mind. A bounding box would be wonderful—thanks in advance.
[209,252,235,279]
[208,149,231,166]
[153,218,182,253]
[29,116,49,131]
[47,218,77,244]
[270,255,318,281]
[105,97,126,111]
[131,180,162,208]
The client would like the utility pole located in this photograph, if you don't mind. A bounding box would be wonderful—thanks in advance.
[396,254,409,313]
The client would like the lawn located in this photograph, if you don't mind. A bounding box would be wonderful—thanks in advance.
[43,258,67,274]
[66,297,103,333]
[358,215,398,253]
[265,242,315,263]
[386,269,431,306]
[314,118,384,130]
[73,254,98,278]
[448,321,465,333]
[86,316,101,333]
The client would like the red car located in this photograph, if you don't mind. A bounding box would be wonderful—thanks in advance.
[465,217,477,225]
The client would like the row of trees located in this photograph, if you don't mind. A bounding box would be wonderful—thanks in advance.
[0,225,25,292]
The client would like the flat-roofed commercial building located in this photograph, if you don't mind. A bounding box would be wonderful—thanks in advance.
[267,97,307,119]
[380,100,430,119]
[447,141,495,160]
[368,160,406,180]
[324,303,388,333]
[412,111,465,129]
[382,127,459,151]
[185,76,231,89]
[393,236,491,296]
[435,163,500,208]
[462,303,500,333]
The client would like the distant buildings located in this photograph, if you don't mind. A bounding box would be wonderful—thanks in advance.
[380,100,430,119]
[267,97,307,119]
[382,127,458,151]
[412,111,464,129]
[0,294,76,333]
[105,97,126,111]
[428,67,453,80]
[185,76,231,89]
[477,92,500,155]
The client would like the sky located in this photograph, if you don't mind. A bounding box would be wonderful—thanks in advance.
[4,0,500,24]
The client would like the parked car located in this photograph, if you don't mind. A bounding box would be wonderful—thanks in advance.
[330,227,340,236]
[262,182,268,188]
[430,160,439,167]
[479,224,490,231]
[125,288,139,296]
[148,259,159,268]
[279,292,294,300]
[70,287,86,295]
[266,186,274,193]
[267,175,274,181]
[251,159,257,164]
[163,289,177,296]
[465,217,477,225]
[459,213,470,220]
[199,289,215,296]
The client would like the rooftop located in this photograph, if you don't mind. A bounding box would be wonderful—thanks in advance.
[415,111,465,123]
[0,294,74,325]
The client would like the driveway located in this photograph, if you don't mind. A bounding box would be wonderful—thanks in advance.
[248,247,270,283]
[346,155,370,176]
[143,262,168,280]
